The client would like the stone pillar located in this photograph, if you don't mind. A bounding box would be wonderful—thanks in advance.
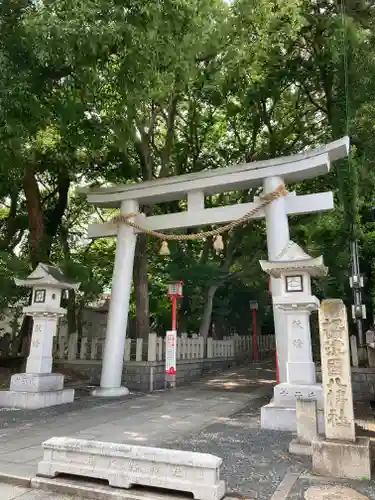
[280,304,317,385]
[26,316,56,373]
[312,299,371,480]
[259,241,327,432]
[263,175,290,383]
[319,299,355,441]
[93,199,138,397]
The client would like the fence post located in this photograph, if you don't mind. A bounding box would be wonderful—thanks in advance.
[136,338,143,361]
[199,336,204,358]
[124,338,131,361]
[67,333,78,360]
[230,338,235,357]
[207,337,213,358]
[148,333,157,362]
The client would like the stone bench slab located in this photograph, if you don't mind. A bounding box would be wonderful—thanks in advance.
[37,437,226,500]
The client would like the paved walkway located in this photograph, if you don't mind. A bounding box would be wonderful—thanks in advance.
[0,363,275,490]
[0,361,374,499]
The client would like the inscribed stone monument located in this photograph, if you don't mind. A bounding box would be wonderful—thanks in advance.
[312,299,371,480]
[319,299,355,441]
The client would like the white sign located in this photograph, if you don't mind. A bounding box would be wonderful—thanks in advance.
[165,330,177,375]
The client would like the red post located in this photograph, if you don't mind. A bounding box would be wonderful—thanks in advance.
[275,350,280,384]
[171,295,177,331]
[268,279,279,382]
[252,308,258,362]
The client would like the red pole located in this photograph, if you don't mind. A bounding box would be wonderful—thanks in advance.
[252,308,258,362]
[171,295,177,331]
[275,350,280,384]
[268,279,279,383]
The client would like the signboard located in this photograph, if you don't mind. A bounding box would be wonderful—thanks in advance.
[167,281,183,297]
[165,330,177,375]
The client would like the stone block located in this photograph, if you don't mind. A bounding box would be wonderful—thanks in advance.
[296,398,318,443]
[261,402,325,433]
[0,388,74,409]
[289,398,318,456]
[288,438,312,456]
[10,373,64,393]
[312,436,371,480]
[37,437,226,500]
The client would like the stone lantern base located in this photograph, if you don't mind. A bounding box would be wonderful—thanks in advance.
[261,382,325,432]
[0,373,74,410]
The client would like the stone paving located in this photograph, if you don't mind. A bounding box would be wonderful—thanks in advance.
[0,361,374,499]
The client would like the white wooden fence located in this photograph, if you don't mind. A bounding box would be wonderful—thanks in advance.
[56,332,275,363]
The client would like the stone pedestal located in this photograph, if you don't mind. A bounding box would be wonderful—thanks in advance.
[312,299,372,480]
[0,373,74,409]
[0,264,79,410]
[260,301,324,432]
[312,436,371,480]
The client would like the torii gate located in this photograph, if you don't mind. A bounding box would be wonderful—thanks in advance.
[80,136,349,397]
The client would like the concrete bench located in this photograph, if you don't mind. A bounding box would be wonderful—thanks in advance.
[37,437,226,500]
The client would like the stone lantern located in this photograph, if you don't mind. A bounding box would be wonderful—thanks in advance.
[0,264,80,409]
[259,241,327,431]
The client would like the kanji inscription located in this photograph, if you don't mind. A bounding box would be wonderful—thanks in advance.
[292,338,304,348]
[318,299,355,441]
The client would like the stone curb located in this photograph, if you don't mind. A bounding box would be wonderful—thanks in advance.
[0,472,31,489]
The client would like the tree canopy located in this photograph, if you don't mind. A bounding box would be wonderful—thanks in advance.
[0,0,374,345]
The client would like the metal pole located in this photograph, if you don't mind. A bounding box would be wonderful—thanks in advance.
[350,239,364,346]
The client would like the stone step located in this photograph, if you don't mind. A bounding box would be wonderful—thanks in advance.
[31,476,239,500]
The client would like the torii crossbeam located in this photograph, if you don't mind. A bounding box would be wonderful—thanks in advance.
[79,136,349,397]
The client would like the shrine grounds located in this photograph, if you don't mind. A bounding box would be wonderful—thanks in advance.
[0,361,374,500]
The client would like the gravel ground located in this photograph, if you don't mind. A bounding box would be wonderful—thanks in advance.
[162,395,375,500]
[163,395,310,499]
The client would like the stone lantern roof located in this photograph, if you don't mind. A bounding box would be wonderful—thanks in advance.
[15,263,80,290]
[259,241,328,278]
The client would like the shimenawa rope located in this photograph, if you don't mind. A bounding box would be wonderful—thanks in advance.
[111,184,287,254]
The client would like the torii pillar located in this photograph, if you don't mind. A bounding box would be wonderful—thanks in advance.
[79,136,349,396]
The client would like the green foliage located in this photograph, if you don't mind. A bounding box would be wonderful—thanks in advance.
[0,0,375,339]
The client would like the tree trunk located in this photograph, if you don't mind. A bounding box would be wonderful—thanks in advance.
[23,167,45,266]
[133,233,150,342]
[199,285,219,340]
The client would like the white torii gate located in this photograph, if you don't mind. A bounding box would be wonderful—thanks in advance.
[80,136,349,397]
